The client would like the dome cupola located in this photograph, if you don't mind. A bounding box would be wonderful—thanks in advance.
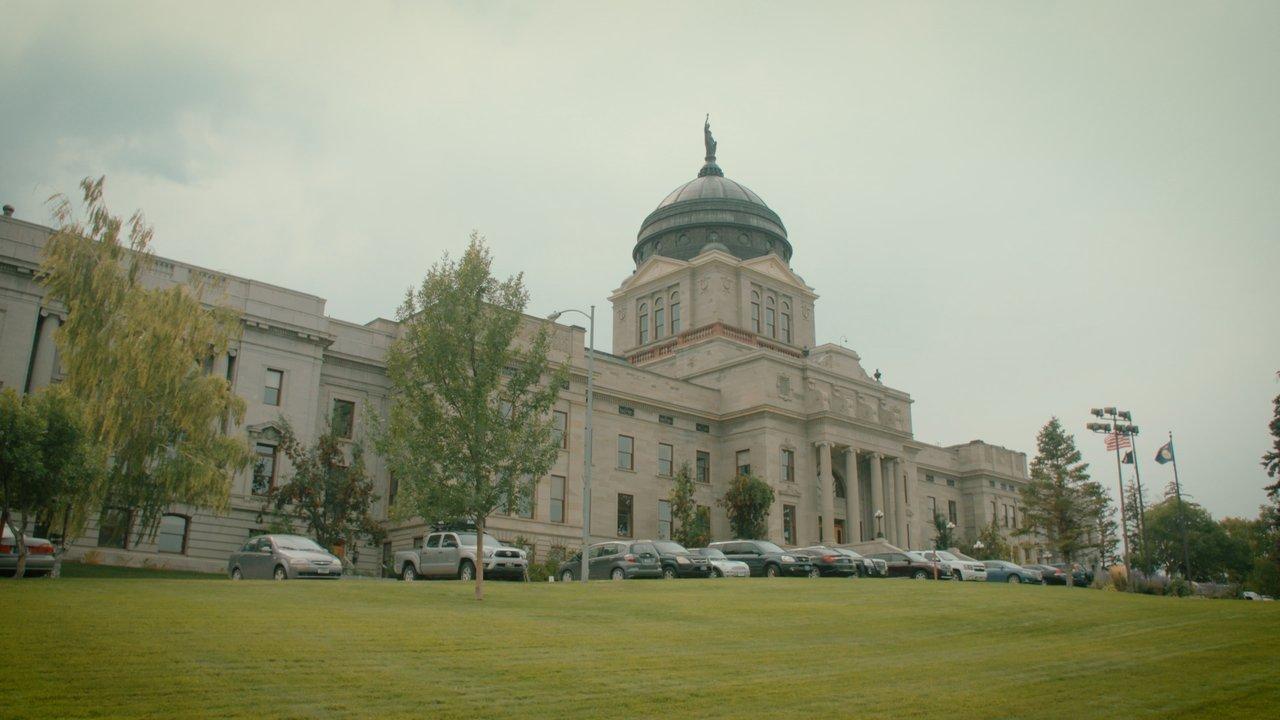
[633,118,791,266]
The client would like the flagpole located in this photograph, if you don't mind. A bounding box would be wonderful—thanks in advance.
[1111,432,1133,590]
[1129,434,1151,575]
[1169,431,1192,580]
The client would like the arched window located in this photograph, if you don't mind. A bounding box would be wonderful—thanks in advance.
[654,297,665,339]
[781,301,792,343]
[751,291,761,333]
[765,296,776,338]
[670,291,681,334]
[638,303,649,344]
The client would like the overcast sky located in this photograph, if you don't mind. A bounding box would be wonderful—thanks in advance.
[3,2,1277,520]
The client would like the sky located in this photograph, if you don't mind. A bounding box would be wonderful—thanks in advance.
[2,1,1277,520]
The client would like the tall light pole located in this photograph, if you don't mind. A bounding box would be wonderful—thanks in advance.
[548,306,595,583]
[1088,407,1140,591]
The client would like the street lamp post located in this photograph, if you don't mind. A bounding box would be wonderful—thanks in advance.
[548,306,595,584]
[874,510,884,539]
[1088,407,1142,592]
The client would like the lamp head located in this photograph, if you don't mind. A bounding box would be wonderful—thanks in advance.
[1090,408,1104,418]
[546,311,563,322]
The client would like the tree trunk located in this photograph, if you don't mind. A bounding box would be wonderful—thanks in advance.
[13,510,29,580]
[474,516,485,601]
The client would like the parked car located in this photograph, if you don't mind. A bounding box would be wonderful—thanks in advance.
[395,530,527,581]
[921,550,987,581]
[832,547,889,577]
[795,546,859,577]
[1024,564,1069,585]
[1242,591,1275,601]
[556,541,662,581]
[981,560,1042,584]
[0,525,56,577]
[227,534,342,580]
[1051,563,1094,586]
[651,540,713,579]
[689,547,750,578]
[868,551,944,579]
[708,540,818,578]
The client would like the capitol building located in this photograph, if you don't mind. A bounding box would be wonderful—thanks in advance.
[0,127,1039,573]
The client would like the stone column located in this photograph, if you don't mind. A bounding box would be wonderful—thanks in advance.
[844,448,861,542]
[893,458,908,548]
[817,441,835,546]
[869,452,884,538]
[28,311,61,391]
[212,352,229,381]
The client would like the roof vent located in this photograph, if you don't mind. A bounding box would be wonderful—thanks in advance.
[2,204,13,218]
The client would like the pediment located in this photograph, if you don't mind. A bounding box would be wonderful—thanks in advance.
[740,254,813,293]
[614,256,689,294]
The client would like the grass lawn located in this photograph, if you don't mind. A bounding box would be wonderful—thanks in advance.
[3,576,1278,719]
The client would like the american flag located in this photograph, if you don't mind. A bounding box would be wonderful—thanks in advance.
[1104,432,1131,452]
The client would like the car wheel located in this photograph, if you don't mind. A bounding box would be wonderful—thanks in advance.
[662,566,677,580]
[807,567,822,579]
[712,568,723,578]
[230,567,243,580]
[1008,575,1021,584]
[560,569,575,582]
[458,560,475,582]
[765,564,780,578]
[273,565,287,581]
[952,571,963,581]
[401,564,418,582]
[912,569,928,580]
[610,567,625,581]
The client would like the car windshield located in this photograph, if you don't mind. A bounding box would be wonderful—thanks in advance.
[935,551,959,561]
[838,549,864,559]
[755,541,786,554]
[652,541,688,555]
[456,533,503,547]
[275,536,325,552]
[693,548,726,560]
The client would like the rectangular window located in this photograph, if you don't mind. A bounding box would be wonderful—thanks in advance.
[780,310,791,343]
[991,500,997,520]
[617,493,634,537]
[263,368,283,406]
[639,305,649,345]
[696,423,710,433]
[670,301,681,334]
[948,500,958,524]
[658,414,674,426]
[157,514,188,554]
[550,476,566,524]
[928,496,937,518]
[736,449,751,477]
[517,475,535,519]
[252,443,277,496]
[751,300,760,333]
[946,478,956,487]
[97,508,131,549]
[618,405,635,417]
[553,410,568,449]
[658,499,671,540]
[658,443,673,477]
[782,504,796,545]
[654,304,665,339]
[926,474,936,483]
[781,448,795,482]
[617,435,634,470]
[332,399,355,439]
[696,451,710,483]
[1003,504,1010,528]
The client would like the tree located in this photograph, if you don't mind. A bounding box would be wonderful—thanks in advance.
[932,512,958,550]
[1144,497,1251,583]
[718,474,774,540]
[962,519,1011,560]
[1016,417,1111,584]
[377,235,564,600]
[670,462,708,548]
[0,389,45,579]
[1261,373,1280,589]
[266,421,385,572]
[41,178,253,543]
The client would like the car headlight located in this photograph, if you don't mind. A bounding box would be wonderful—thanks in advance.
[484,548,494,557]
[781,555,795,563]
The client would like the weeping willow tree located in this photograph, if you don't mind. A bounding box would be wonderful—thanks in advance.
[41,177,254,544]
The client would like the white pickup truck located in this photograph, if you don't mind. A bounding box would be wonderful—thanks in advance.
[394,530,528,581]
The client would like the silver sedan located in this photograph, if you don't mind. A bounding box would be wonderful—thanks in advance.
[690,547,750,578]
[227,534,342,580]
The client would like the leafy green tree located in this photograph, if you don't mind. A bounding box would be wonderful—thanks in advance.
[1261,374,1280,590]
[718,473,774,540]
[41,178,253,542]
[1016,417,1111,583]
[1144,497,1251,583]
[266,421,385,572]
[932,512,958,550]
[670,462,708,547]
[376,235,564,600]
[962,519,1011,560]
[0,389,45,578]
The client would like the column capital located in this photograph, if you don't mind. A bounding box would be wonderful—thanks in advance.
[813,439,834,449]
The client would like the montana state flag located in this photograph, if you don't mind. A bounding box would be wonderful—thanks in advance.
[1155,441,1175,465]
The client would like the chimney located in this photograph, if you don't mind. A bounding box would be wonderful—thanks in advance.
[2,204,13,218]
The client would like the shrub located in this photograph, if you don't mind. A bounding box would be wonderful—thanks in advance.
[1108,565,1128,592]
[529,543,571,582]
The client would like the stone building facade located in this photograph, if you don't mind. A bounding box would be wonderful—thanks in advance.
[0,136,1041,574]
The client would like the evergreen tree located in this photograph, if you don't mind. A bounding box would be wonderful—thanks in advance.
[376,235,565,600]
[41,178,253,542]
[670,463,707,547]
[932,512,958,550]
[718,474,774,540]
[963,519,1012,560]
[1261,373,1280,588]
[1016,417,1111,582]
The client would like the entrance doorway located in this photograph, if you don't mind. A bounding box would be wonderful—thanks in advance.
[834,519,846,544]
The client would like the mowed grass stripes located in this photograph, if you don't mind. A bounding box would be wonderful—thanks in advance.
[3,576,1278,719]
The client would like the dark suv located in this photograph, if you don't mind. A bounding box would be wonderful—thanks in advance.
[556,541,662,581]
[651,540,713,579]
[795,546,859,577]
[709,540,818,578]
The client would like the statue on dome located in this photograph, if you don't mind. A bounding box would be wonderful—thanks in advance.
[704,114,717,160]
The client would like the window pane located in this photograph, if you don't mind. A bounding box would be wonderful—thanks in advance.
[517,476,535,519]
[551,476,566,523]
[658,443,673,476]
[157,514,187,554]
[97,508,130,549]
[618,435,634,470]
[253,444,276,496]
[332,399,355,439]
[553,410,568,449]
[617,494,633,537]
[696,451,710,483]
[736,450,750,477]
[658,499,671,540]
[783,505,796,545]
[264,369,283,406]
[654,307,665,339]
